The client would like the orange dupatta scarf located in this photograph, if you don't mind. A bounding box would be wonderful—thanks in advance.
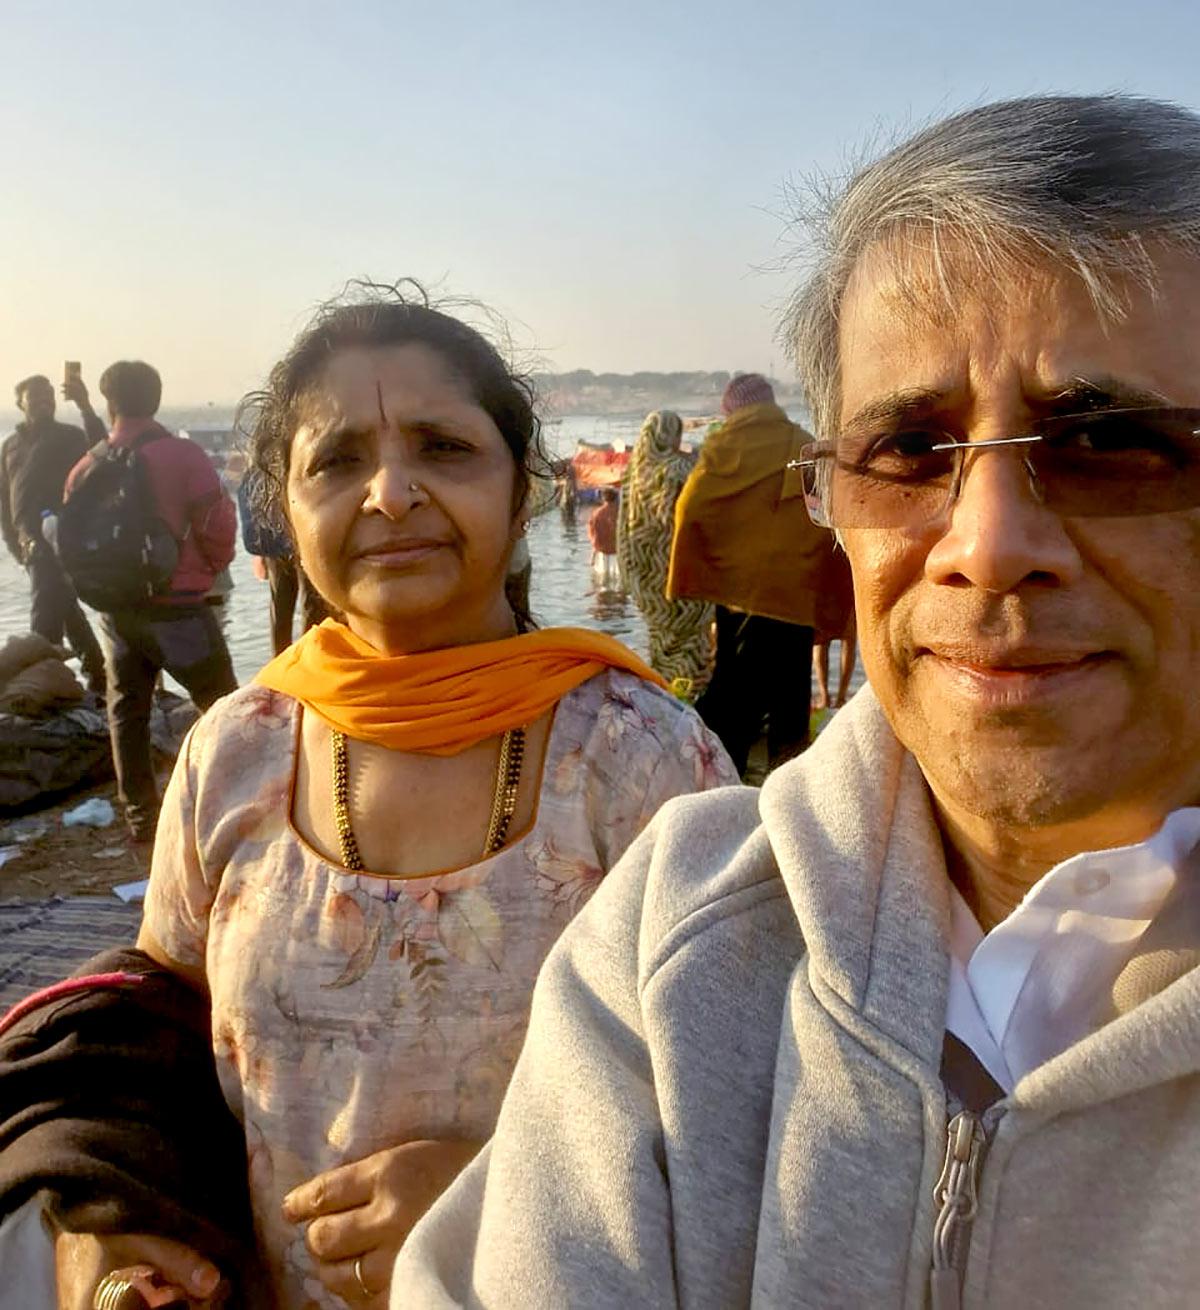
[255,619,668,755]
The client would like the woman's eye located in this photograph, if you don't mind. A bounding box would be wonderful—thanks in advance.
[307,450,359,476]
[424,436,473,457]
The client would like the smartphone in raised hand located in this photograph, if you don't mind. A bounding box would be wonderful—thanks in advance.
[61,361,87,408]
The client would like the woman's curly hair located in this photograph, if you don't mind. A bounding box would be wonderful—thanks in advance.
[236,277,551,536]
[235,279,552,630]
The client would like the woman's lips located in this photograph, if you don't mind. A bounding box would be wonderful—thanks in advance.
[354,539,447,565]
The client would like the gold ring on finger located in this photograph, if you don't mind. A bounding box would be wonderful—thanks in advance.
[93,1272,149,1310]
[354,1255,373,1299]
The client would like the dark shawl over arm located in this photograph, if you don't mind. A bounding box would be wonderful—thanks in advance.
[0,947,255,1286]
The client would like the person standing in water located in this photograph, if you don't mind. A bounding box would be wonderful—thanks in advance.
[587,486,620,588]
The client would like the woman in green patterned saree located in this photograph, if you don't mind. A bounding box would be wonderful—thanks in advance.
[617,411,712,693]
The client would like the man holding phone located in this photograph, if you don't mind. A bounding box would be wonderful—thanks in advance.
[0,371,105,692]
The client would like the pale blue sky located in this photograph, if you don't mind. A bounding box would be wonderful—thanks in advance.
[2,0,1196,403]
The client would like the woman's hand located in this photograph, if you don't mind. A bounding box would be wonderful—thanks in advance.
[55,1230,225,1309]
[282,1138,481,1304]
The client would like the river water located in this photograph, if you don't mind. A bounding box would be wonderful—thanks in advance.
[0,414,863,700]
[0,416,651,682]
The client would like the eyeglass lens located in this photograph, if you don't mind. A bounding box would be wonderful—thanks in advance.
[813,408,1200,528]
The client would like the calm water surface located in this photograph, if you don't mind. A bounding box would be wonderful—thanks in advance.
[0,414,863,698]
[0,417,650,683]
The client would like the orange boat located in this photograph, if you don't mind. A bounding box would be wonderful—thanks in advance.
[571,441,629,500]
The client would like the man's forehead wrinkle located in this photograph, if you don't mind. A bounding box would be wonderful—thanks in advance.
[850,229,1096,346]
[855,229,1001,331]
[845,251,954,335]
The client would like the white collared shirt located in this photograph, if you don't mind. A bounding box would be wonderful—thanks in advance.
[945,808,1200,1093]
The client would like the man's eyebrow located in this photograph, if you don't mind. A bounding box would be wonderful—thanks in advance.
[1045,376,1173,411]
[842,388,947,433]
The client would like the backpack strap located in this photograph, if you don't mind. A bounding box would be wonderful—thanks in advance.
[86,427,170,463]
[129,427,170,452]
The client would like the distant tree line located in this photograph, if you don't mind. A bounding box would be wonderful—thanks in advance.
[533,370,806,417]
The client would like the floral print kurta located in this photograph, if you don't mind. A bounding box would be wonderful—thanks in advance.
[142,670,737,1308]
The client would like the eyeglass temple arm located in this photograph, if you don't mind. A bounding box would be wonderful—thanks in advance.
[930,434,1043,452]
[787,434,1044,470]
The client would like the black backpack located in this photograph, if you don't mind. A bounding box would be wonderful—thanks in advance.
[57,431,180,612]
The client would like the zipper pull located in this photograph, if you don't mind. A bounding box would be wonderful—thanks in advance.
[930,1111,984,1310]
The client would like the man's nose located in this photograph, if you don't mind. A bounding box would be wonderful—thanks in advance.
[923,446,1084,592]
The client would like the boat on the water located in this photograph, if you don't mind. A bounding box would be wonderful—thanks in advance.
[568,419,713,504]
[570,439,629,503]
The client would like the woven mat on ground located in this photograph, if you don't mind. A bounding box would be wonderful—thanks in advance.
[0,898,141,1010]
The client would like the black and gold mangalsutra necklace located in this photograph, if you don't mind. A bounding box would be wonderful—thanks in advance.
[330,728,526,872]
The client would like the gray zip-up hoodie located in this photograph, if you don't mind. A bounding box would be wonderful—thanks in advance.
[393,688,1200,1308]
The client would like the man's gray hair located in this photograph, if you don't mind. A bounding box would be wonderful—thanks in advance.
[783,94,1200,438]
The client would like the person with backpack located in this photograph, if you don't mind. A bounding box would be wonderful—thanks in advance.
[0,375,105,694]
[61,361,237,844]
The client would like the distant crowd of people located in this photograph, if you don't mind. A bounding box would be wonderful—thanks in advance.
[4,91,1200,1310]
[0,362,339,845]
[0,363,238,842]
[1,349,853,843]
[629,374,854,772]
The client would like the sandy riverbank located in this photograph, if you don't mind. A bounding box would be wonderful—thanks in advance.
[0,780,150,899]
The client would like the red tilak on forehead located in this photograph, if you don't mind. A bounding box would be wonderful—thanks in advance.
[376,379,387,427]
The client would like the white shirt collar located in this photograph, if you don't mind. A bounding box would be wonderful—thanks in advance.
[945,808,1200,1093]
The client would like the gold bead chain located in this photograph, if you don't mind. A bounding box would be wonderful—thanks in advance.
[330,726,526,872]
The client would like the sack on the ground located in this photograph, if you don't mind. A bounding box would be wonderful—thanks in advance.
[0,636,65,687]
[0,692,192,814]
[0,706,111,812]
[0,659,83,718]
[56,434,179,611]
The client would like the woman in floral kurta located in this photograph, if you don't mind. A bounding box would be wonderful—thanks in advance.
[144,670,734,1307]
[124,285,739,1310]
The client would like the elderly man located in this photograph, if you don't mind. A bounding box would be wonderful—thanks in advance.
[394,95,1200,1308]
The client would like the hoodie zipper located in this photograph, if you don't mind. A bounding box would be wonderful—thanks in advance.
[929,1111,986,1310]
